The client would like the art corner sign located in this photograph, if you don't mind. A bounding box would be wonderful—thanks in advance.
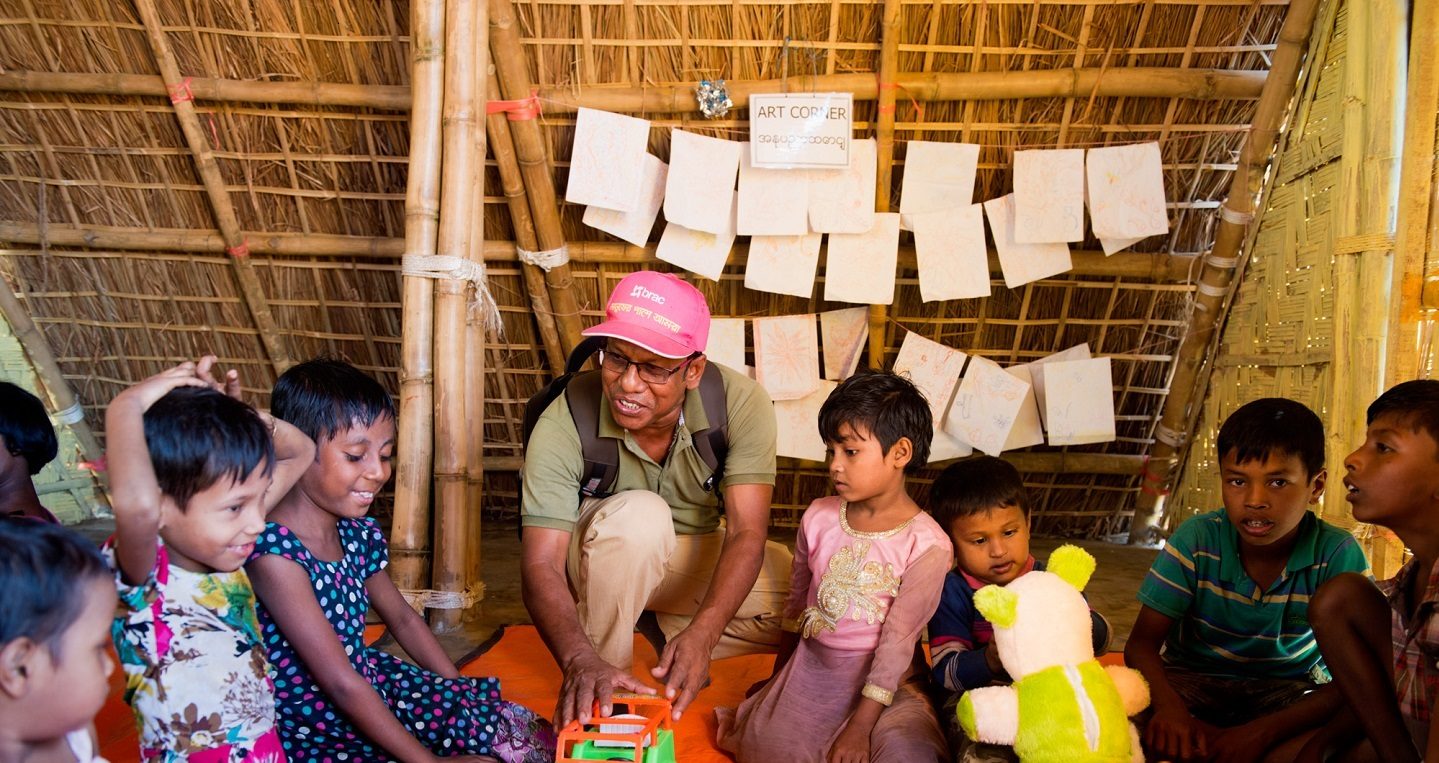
[748,92,854,169]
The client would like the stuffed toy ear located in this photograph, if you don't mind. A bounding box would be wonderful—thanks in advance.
[1048,544,1097,592]
[973,584,1018,629]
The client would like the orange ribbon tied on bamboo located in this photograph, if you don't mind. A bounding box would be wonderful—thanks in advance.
[1138,456,1172,498]
[876,78,923,119]
[487,90,542,121]
[167,77,195,104]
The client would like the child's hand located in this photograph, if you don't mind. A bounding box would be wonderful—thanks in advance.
[826,720,871,763]
[195,354,243,400]
[983,641,1009,680]
[111,362,209,412]
[1145,701,1210,761]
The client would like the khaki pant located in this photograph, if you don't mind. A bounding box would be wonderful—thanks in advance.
[565,490,793,669]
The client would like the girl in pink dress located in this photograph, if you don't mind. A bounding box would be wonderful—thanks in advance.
[718,370,952,763]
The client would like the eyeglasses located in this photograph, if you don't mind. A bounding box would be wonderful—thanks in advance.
[598,349,696,384]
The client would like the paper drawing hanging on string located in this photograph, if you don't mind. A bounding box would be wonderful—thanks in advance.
[583,153,667,247]
[823,213,900,305]
[753,314,821,401]
[664,129,744,234]
[565,108,651,212]
[745,234,823,298]
[1012,148,1085,243]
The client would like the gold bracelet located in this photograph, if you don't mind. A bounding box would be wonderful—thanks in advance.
[861,683,894,706]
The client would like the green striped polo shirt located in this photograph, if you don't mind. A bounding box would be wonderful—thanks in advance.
[1138,509,1370,680]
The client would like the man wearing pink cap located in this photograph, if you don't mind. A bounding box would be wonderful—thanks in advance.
[520,271,792,728]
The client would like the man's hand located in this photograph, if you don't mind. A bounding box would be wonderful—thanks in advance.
[1145,701,1210,761]
[650,624,720,720]
[1206,718,1278,763]
[557,652,656,728]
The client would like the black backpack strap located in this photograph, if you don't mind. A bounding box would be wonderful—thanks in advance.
[567,335,607,374]
[691,362,729,495]
[565,370,620,498]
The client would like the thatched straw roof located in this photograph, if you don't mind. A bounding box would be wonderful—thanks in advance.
[0,0,1299,537]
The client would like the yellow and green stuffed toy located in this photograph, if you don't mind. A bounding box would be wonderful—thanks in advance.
[956,545,1148,763]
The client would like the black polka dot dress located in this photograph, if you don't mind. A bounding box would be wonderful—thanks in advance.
[251,518,554,762]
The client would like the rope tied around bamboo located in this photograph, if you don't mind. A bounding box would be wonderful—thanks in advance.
[399,582,486,613]
[401,254,503,332]
[515,244,570,272]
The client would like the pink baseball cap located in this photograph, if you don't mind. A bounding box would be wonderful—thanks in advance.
[582,271,711,358]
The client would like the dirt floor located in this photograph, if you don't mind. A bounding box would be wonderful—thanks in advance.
[72,516,1160,662]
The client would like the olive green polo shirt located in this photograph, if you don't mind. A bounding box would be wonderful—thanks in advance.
[521,362,777,535]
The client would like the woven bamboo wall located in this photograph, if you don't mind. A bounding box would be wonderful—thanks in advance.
[0,0,1295,537]
[1170,0,1352,529]
[0,312,101,522]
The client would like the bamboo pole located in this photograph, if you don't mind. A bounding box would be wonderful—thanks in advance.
[489,0,585,355]
[486,63,565,376]
[0,222,1201,280]
[390,0,446,595]
[462,20,490,621]
[1127,0,1324,544]
[0,67,1268,113]
[131,0,292,376]
[431,0,480,633]
[0,271,108,513]
[867,0,901,369]
[1388,0,1439,384]
[1330,0,1404,573]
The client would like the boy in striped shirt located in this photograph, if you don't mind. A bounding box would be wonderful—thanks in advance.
[1126,398,1369,762]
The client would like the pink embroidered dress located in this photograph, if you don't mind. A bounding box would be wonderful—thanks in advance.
[716,496,952,762]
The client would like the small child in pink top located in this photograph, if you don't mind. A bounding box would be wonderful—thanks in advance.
[717,370,952,763]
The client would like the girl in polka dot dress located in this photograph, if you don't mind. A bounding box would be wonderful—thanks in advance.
[247,359,555,763]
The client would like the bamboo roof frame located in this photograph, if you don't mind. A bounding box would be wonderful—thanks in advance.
[0,0,1310,537]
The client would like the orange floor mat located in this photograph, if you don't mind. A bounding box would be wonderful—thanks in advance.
[460,625,772,762]
[95,622,1122,761]
[95,623,771,761]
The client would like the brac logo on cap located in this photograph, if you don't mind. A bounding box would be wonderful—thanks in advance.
[629,284,667,305]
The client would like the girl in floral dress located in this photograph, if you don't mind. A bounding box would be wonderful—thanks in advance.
[248,359,554,763]
[105,357,315,762]
[718,371,952,763]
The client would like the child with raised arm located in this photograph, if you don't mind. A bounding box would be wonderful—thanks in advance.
[0,518,117,763]
[247,358,553,763]
[1304,380,1439,762]
[1125,398,1367,762]
[926,455,1112,763]
[105,357,315,762]
[717,370,952,763]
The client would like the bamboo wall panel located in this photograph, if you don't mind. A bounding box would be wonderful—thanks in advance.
[0,0,1297,537]
[1170,0,1353,530]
